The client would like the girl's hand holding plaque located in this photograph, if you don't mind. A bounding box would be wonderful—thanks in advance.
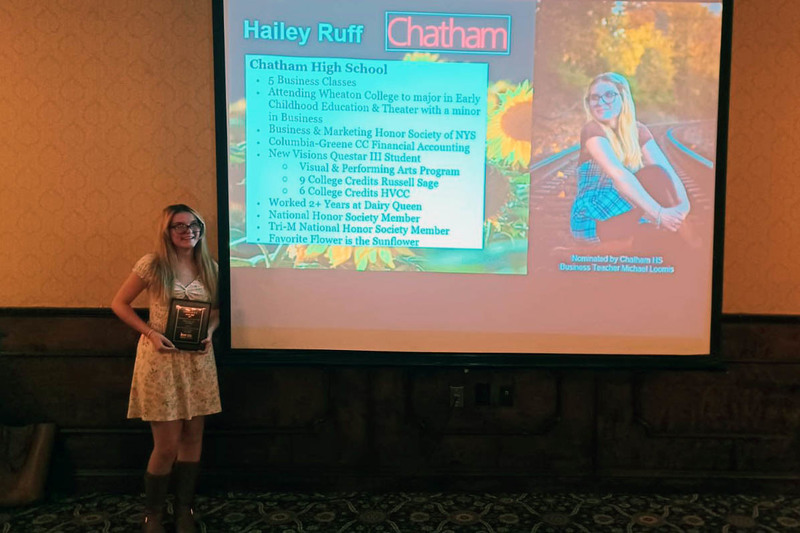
[164,299,211,351]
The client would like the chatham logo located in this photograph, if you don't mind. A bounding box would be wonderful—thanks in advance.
[385,12,511,55]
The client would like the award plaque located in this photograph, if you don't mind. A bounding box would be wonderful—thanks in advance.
[164,299,211,351]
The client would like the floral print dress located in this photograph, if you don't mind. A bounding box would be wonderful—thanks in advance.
[127,254,221,421]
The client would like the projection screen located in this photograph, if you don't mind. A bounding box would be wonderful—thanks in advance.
[213,0,731,361]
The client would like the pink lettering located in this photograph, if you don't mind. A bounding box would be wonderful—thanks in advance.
[386,14,509,53]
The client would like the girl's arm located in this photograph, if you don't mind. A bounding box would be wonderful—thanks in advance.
[198,309,220,354]
[208,309,220,335]
[111,272,177,352]
[585,136,683,231]
[642,139,691,215]
[199,265,221,353]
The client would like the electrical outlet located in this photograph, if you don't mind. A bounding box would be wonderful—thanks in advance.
[499,386,514,407]
[449,385,464,408]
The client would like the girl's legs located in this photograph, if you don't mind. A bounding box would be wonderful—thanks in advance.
[143,420,183,532]
[635,165,702,250]
[597,165,680,246]
[148,420,183,474]
[143,418,206,531]
[175,416,205,533]
[636,165,679,207]
[146,415,206,470]
[596,209,640,243]
[177,415,205,462]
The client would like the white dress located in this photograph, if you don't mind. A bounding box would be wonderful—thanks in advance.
[127,254,221,421]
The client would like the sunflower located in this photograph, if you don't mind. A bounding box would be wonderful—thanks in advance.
[229,98,246,116]
[402,52,444,62]
[287,244,415,271]
[487,80,515,114]
[482,164,529,244]
[327,245,353,268]
[484,164,511,221]
[486,81,533,169]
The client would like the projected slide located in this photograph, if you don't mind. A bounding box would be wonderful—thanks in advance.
[227,3,533,275]
[245,57,488,250]
[217,0,727,356]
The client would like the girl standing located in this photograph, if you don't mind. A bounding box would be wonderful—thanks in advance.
[112,204,220,533]
[571,72,691,245]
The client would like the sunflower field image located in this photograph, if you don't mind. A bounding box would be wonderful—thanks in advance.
[227,51,533,275]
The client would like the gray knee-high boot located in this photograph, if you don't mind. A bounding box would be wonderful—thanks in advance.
[174,461,201,533]
[142,472,170,533]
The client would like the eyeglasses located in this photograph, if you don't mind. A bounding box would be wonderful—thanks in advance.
[170,222,203,235]
[587,91,619,106]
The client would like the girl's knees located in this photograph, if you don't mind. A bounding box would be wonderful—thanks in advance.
[181,418,205,444]
[152,441,180,462]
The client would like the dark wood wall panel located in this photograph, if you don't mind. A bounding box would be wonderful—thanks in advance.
[0,357,134,426]
[721,320,800,362]
[1,311,798,492]
[596,364,800,479]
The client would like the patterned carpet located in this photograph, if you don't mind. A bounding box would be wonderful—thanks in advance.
[3,491,800,532]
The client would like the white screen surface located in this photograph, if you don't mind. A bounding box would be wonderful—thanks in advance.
[218,0,726,356]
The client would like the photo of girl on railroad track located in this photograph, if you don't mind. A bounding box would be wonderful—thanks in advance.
[570,72,691,246]
[529,0,722,264]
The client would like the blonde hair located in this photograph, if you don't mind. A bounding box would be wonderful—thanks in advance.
[148,204,218,305]
[584,72,643,171]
